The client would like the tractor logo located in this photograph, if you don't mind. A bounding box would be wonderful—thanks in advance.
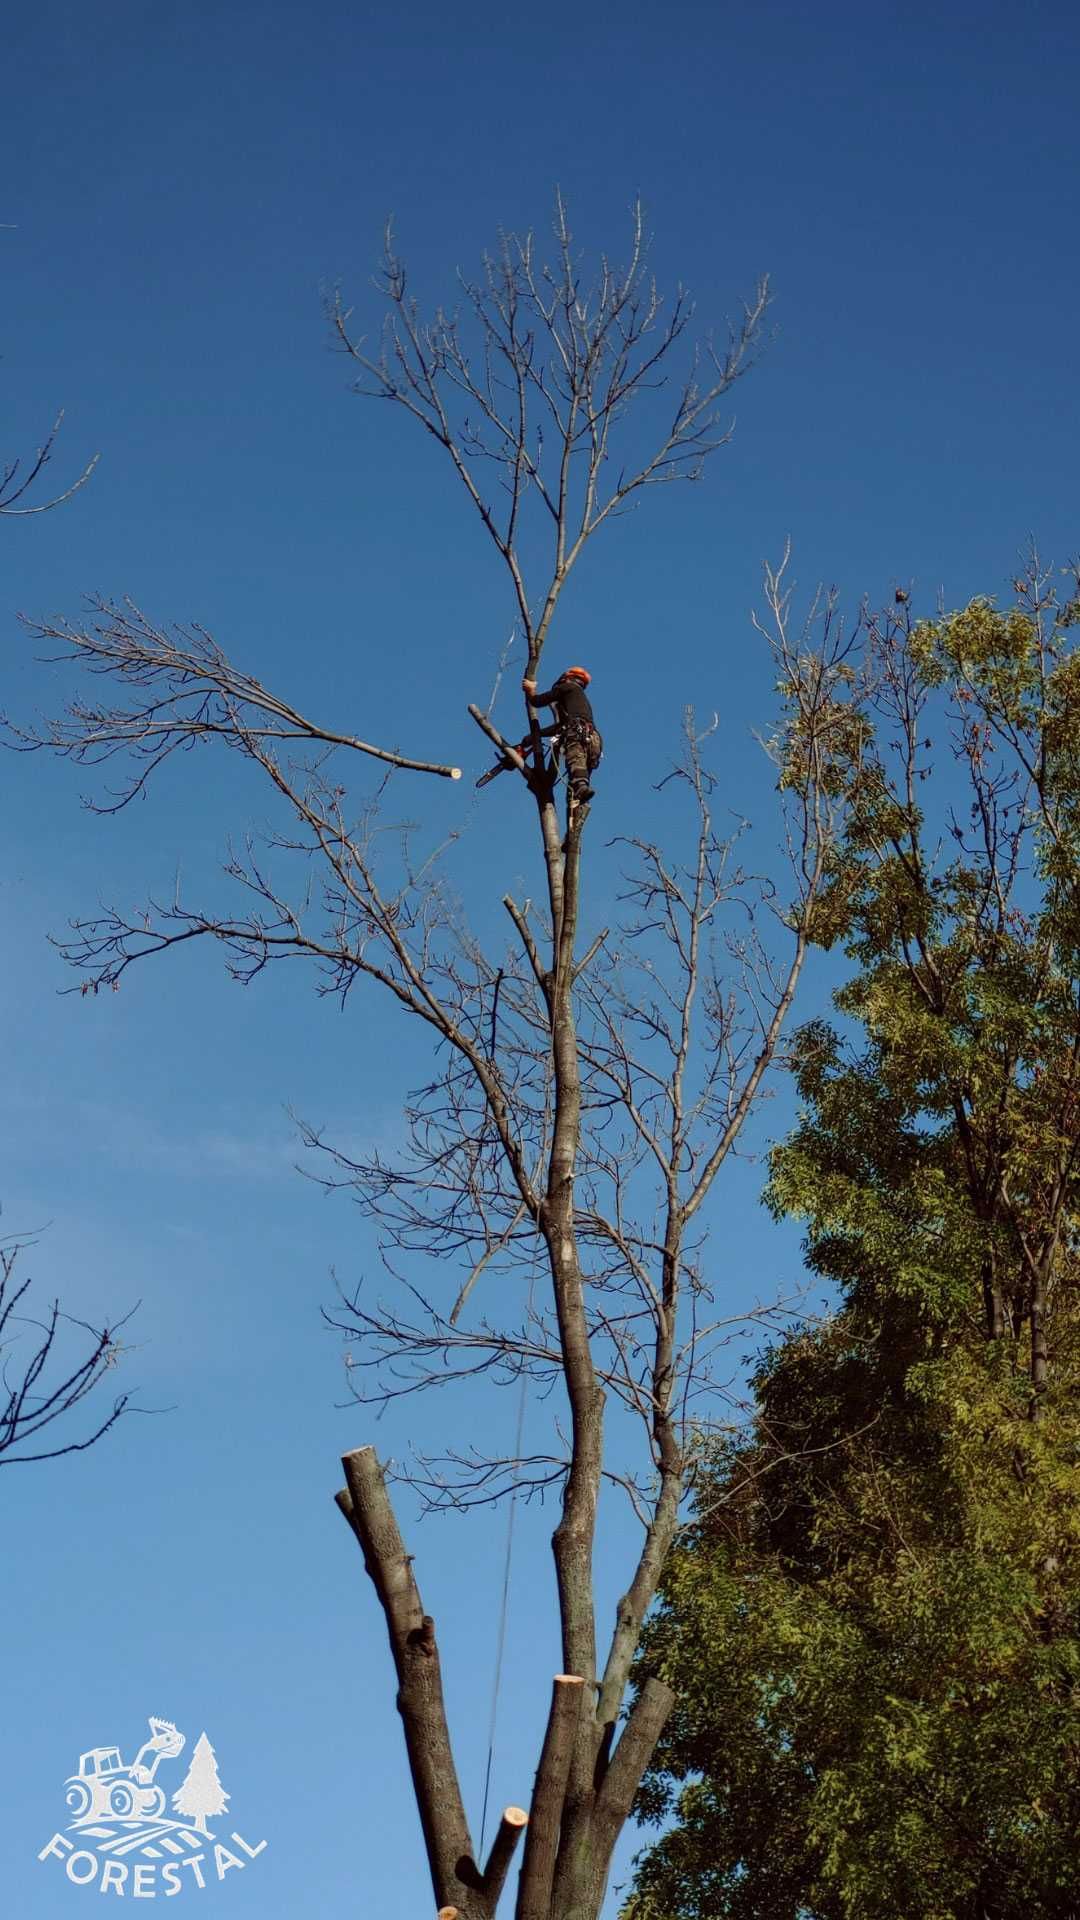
[38,1716,267,1896]
[65,1716,186,1824]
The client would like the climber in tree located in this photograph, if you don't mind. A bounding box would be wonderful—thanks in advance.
[521,666,602,803]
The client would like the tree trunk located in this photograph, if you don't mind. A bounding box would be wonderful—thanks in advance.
[337,1449,483,1916]
[338,795,681,1920]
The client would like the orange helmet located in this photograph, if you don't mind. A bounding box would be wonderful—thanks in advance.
[564,665,591,685]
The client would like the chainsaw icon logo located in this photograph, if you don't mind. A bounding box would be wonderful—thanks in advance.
[39,1715,267,1895]
[65,1715,186,1824]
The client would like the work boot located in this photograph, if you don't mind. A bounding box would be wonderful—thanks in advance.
[573,784,595,803]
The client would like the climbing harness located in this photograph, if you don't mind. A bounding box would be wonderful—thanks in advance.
[565,717,603,772]
[477,722,600,792]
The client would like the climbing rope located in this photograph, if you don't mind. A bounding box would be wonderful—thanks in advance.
[478,1240,540,1856]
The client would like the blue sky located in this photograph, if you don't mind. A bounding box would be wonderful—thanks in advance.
[3,0,1079,1913]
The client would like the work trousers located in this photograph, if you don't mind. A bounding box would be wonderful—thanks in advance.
[564,727,592,795]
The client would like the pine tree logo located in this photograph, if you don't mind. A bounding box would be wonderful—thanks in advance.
[171,1732,230,1836]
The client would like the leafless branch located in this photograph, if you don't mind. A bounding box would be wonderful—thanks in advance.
[0,1239,135,1465]
[8,599,462,800]
[329,197,770,678]
[1,410,98,517]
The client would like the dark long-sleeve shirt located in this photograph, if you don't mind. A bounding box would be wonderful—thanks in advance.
[529,676,595,729]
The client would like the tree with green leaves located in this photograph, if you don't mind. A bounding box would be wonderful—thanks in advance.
[629,554,1080,1920]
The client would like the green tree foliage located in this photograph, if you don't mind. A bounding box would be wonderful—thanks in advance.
[628,558,1080,1920]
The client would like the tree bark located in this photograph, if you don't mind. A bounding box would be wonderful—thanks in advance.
[981,1251,1004,1342]
[515,1676,585,1920]
[578,1678,675,1914]
[1031,1266,1048,1402]
[481,1809,529,1911]
[337,1449,480,1915]
[537,811,608,1908]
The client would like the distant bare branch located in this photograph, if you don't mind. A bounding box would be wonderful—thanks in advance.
[1,410,98,517]
[0,1240,134,1465]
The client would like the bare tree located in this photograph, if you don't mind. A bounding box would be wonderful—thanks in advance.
[0,1238,133,1465]
[9,204,863,1916]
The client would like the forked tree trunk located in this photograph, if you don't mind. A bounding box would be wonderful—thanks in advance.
[337,1446,673,1920]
